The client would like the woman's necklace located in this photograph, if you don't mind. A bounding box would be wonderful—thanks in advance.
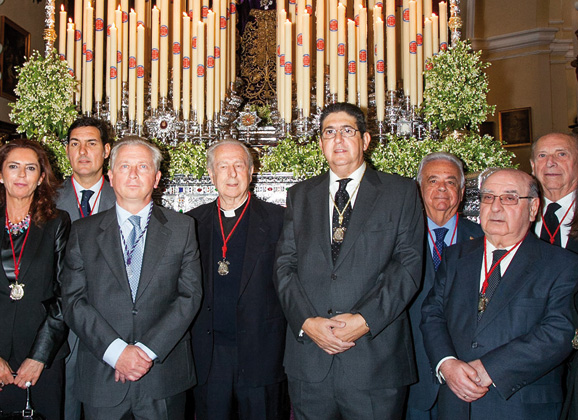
[6,213,31,236]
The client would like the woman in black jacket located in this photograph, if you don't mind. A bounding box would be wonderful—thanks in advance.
[0,139,70,419]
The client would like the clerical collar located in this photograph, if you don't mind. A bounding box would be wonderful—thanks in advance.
[219,196,249,218]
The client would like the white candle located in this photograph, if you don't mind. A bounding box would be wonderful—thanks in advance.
[109,23,118,126]
[214,0,221,113]
[173,0,182,113]
[431,13,438,54]
[439,1,447,51]
[192,0,200,114]
[83,2,94,114]
[182,12,191,120]
[128,9,137,121]
[416,0,423,105]
[347,18,356,105]
[329,0,337,96]
[67,20,75,78]
[385,0,396,91]
[197,21,206,126]
[115,6,123,109]
[229,1,237,89]
[296,3,303,112]
[136,0,145,25]
[74,0,83,103]
[402,0,409,95]
[409,0,417,106]
[122,0,129,83]
[94,0,104,103]
[106,0,115,98]
[220,0,227,99]
[206,10,215,120]
[284,19,292,122]
[160,0,169,98]
[375,16,385,121]
[277,9,286,120]
[424,0,431,18]
[59,6,67,60]
[137,23,145,125]
[314,3,324,110]
[337,2,346,103]
[151,6,160,109]
[302,11,311,117]
[357,6,367,111]
[424,17,432,62]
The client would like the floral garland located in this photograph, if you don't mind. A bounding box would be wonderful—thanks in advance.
[9,49,78,142]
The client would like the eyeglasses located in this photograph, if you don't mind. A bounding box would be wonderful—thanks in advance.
[321,126,360,140]
[479,193,535,206]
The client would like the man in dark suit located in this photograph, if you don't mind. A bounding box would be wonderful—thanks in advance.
[62,138,202,420]
[421,168,578,419]
[56,116,116,420]
[187,139,288,420]
[406,152,483,420]
[274,103,424,420]
[531,132,578,252]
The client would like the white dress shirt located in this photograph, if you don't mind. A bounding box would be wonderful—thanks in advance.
[533,191,575,248]
[328,162,367,240]
[72,175,105,215]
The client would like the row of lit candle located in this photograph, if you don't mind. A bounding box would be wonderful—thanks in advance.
[58,0,238,126]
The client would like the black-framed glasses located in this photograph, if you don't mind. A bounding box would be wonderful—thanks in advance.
[479,193,535,206]
[321,126,360,140]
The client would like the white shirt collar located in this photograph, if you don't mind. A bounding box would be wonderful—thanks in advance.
[116,201,153,230]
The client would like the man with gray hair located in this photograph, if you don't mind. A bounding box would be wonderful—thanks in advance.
[187,139,289,420]
[62,138,203,419]
[406,152,483,420]
[530,132,578,252]
[421,168,578,419]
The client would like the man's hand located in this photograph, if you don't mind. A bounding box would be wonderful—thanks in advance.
[0,357,14,391]
[14,359,44,389]
[114,345,153,382]
[331,313,370,342]
[302,317,355,355]
[468,359,493,387]
[439,358,489,402]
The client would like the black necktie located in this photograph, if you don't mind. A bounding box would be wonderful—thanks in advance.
[80,190,94,218]
[478,249,507,320]
[540,202,562,247]
[331,178,352,264]
[432,227,448,271]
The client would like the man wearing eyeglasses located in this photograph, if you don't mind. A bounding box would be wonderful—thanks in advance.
[421,168,578,419]
[274,103,423,419]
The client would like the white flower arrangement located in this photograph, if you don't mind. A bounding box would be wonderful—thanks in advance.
[9,49,78,142]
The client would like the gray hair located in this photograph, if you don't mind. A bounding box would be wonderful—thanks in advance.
[416,152,465,188]
[206,139,254,172]
[481,168,540,198]
[109,137,163,172]
[531,132,578,160]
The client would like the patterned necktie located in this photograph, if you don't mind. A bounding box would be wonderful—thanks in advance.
[478,249,507,320]
[432,227,448,271]
[126,215,143,301]
[540,202,562,247]
[331,178,352,264]
[80,190,94,218]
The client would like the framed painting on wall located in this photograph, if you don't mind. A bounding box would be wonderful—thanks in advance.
[499,107,533,148]
[0,17,30,101]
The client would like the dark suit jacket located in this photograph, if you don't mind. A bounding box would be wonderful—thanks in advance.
[274,167,424,390]
[62,205,203,407]
[407,216,483,411]
[187,197,287,387]
[56,177,116,222]
[421,233,578,419]
[0,209,70,368]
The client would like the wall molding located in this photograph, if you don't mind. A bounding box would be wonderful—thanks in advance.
[471,28,559,53]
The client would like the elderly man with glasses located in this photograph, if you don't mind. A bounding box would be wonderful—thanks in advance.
[421,168,578,420]
[274,103,423,420]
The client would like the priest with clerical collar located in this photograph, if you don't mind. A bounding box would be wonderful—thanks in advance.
[186,139,289,420]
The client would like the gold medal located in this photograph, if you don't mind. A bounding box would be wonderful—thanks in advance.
[332,227,346,243]
[572,329,578,350]
[478,294,488,313]
[9,282,24,300]
[217,259,230,276]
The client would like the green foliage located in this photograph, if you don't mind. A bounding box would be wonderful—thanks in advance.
[423,40,495,132]
[10,50,78,141]
[369,132,516,178]
[42,138,72,179]
[260,137,329,178]
[167,142,208,179]
[248,104,273,125]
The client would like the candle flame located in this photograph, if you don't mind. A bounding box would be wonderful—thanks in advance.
[61,4,65,11]
[69,18,73,23]
[117,5,122,11]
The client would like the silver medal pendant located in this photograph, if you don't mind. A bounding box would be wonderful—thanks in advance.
[478,294,488,314]
[332,227,346,243]
[9,282,24,300]
[218,259,230,276]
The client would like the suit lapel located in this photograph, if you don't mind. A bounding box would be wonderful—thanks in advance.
[454,243,484,332]
[239,199,269,298]
[96,208,132,300]
[333,168,379,270]
[475,236,538,334]
[307,174,332,266]
[135,206,171,302]
[59,179,81,219]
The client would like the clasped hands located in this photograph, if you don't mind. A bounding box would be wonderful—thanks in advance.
[302,313,370,355]
[439,358,493,402]
[0,357,44,390]
[114,345,153,383]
